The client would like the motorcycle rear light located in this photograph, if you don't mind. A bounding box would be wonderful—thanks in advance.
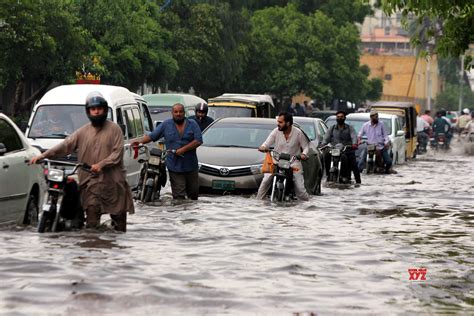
[53,183,59,189]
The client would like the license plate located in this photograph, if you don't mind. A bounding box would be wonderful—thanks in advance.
[212,180,235,190]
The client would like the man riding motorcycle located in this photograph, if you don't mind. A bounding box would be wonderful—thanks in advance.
[320,110,361,184]
[188,102,214,132]
[432,110,453,149]
[357,109,395,174]
[256,111,310,201]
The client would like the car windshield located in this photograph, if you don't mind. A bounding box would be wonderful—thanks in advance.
[295,121,316,140]
[28,105,112,138]
[208,107,254,119]
[326,117,392,134]
[203,122,274,148]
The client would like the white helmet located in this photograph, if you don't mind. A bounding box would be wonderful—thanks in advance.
[463,108,470,114]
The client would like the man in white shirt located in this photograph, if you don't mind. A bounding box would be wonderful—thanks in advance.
[256,112,310,201]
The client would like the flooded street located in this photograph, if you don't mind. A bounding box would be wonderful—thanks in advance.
[1,142,473,315]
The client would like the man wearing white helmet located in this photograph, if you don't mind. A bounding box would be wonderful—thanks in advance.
[457,108,471,137]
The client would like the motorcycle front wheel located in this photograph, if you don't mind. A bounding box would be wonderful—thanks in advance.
[144,186,153,203]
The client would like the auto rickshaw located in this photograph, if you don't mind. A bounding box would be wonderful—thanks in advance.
[370,101,418,159]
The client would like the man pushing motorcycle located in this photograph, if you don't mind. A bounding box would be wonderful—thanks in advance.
[30,92,134,232]
[256,111,310,201]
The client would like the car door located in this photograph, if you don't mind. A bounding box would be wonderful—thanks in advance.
[0,118,29,223]
[117,106,146,188]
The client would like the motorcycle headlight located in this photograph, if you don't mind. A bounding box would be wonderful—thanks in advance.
[278,160,291,169]
[330,148,341,156]
[250,164,263,175]
[148,156,161,165]
[47,169,64,182]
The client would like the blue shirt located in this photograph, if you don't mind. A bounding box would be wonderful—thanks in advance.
[358,120,390,150]
[148,119,202,172]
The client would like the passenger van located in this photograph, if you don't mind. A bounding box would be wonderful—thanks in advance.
[370,101,418,159]
[142,93,206,125]
[25,84,153,188]
[207,94,275,119]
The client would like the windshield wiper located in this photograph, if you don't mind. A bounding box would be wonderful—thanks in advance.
[51,133,70,138]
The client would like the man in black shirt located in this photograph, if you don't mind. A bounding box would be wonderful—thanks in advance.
[188,102,214,131]
[320,111,361,184]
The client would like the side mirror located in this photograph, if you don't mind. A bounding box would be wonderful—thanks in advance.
[0,143,6,156]
[396,130,405,137]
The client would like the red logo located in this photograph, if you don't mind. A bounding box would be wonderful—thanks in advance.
[408,268,427,280]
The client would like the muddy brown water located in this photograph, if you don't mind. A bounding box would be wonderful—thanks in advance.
[0,142,473,315]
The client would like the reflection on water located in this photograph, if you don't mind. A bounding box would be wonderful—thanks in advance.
[0,143,473,315]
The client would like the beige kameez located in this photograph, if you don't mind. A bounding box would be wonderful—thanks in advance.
[43,121,134,215]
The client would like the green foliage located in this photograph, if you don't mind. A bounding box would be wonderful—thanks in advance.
[382,0,474,57]
[159,1,250,97]
[239,5,376,104]
[75,0,177,90]
[0,0,86,89]
[435,83,474,111]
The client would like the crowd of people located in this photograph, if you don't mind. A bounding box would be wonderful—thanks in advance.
[29,92,474,232]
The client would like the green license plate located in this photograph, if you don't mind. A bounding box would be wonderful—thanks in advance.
[212,180,235,190]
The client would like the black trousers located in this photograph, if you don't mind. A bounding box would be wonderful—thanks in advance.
[324,150,361,184]
[169,170,199,200]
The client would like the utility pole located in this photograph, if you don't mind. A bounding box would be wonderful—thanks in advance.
[458,55,465,113]
[425,56,431,111]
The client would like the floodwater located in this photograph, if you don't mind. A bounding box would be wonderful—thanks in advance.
[1,142,473,315]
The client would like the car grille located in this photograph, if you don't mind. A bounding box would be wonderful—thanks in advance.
[199,164,252,177]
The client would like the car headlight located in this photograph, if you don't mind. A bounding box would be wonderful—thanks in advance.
[250,164,263,175]
[47,169,64,182]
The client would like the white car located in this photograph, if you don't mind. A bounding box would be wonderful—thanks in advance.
[326,112,407,164]
[293,116,328,147]
[0,114,46,225]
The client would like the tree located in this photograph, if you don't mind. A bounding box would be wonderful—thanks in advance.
[239,5,377,106]
[435,83,474,111]
[0,0,86,116]
[381,0,474,58]
[159,1,250,98]
[75,0,177,91]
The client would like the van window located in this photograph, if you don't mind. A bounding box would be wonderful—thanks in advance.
[116,108,126,137]
[139,104,153,133]
[124,109,137,138]
[0,119,23,153]
[132,108,144,136]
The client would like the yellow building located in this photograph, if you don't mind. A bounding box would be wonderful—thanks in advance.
[360,54,441,110]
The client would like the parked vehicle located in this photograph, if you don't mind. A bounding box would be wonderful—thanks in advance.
[207,94,275,119]
[25,84,153,189]
[142,93,206,126]
[0,114,46,225]
[268,150,300,202]
[134,146,167,203]
[37,159,89,233]
[326,112,406,165]
[310,110,337,121]
[197,117,323,194]
[293,116,328,147]
[370,102,417,159]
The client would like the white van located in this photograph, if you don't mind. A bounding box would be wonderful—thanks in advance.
[25,84,154,188]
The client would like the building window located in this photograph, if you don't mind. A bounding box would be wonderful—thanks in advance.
[384,74,392,80]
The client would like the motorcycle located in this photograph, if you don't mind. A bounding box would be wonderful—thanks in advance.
[364,143,384,174]
[269,150,300,202]
[431,133,448,151]
[416,127,430,154]
[134,145,168,203]
[37,159,91,233]
[320,143,351,184]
